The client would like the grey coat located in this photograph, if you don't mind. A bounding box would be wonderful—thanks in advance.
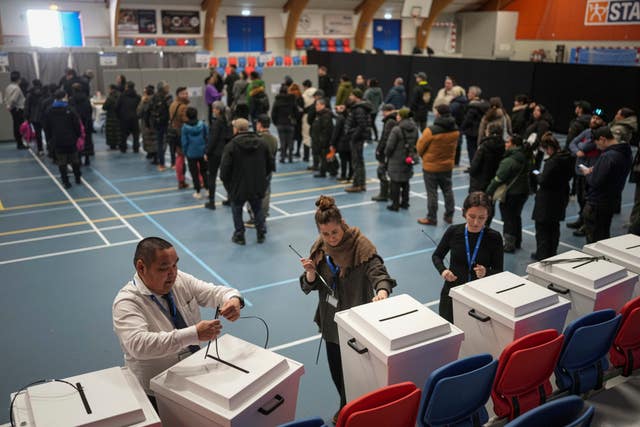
[385,118,419,182]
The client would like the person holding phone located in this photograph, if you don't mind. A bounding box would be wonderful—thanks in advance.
[298,195,396,423]
[531,133,574,260]
[432,192,503,322]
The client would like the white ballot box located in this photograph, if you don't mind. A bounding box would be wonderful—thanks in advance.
[150,334,304,427]
[9,367,160,427]
[334,294,464,402]
[526,250,637,324]
[450,271,571,358]
[584,234,640,298]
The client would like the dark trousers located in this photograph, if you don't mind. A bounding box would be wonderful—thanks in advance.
[424,170,454,221]
[207,153,227,201]
[187,157,207,192]
[351,140,366,187]
[276,125,294,161]
[454,134,463,166]
[303,145,310,162]
[339,150,352,179]
[631,183,640,224]
[155,126,167,166]
[575,175,587,221]
[10,108,24,148]
[500,193,528,247]
[377,164,389,185]
[464,133,478,164]
[231,198,266,236]
[535,221,561,259]
[169,140,178,166]
[416,118,427,132]
[370,112,379,140]
[326,341,347,409]
[120,118,140,152]
[389,181,409,208]
[439,282,455,323]
[33,122,44,152]
[583,203,615,244]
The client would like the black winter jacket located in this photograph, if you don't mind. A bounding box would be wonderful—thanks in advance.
[43,102,81,154]
[346,101,373,143]
[461,99,489,137]
[25,86,45,123]
[410,82,432,122]
[469,135,505,193]
[376,114,398,162]
[310,108,334,151]
[220,132,275,201]
[532,150,574,222]
[566,114,591,148]
[116,89,142,122]
[331,112,350,152]
[385,118,419,182]
[586,143,632,207]
[207,116,231,157]
[510,105,532,137]
[270,93,297,127]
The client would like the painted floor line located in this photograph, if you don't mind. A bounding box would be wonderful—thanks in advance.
[0,175,49,184]
[269,204,291,216]
[28,149,111,246]
[0,225,127,247]
[0,239,138,265]
[268,200,376,222]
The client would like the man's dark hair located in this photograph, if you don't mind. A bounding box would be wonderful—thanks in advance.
[593,126,614,140]
[619,107,636,119]
[510,134,524,147]
[54,90,66,100]
[340,74,350,82]
[10,71,20,82]
[515,94,529,104]
[319,65,328,72]
[126,81,135,90]
[186,107,198,120]
[134,237,173,267]
[302,79,312,88]
[257,114,270,128]
[250,71,260,80]
[176,86,187,96]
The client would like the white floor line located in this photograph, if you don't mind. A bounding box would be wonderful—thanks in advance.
[410,191,581,250]
[81,173,143,240]
[0,175,49,184]
[268,200,376,221]
[269,334,321,352]
[0,225,127,247]
[269,204,291,216]
[0,239,138,265]
[27,149,110,245]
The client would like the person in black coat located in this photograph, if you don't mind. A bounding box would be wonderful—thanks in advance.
[318,66,335,98]
[432,192,503,322]
[115,81,142,153]
[409,72,432,131]
[344,89,372,192]
[372,104,398,202]
[310,98,334,178]
[384,109,419,211]
[524,104,553,191]
[43,90,82,188]
[270,86,297,163]
[69,83,94,165]
[205,101,232,210]
[332,104,351,182]
[460,86,489,166]
[566,100,592,149]
[510,94,533,137]
[220,118,275,245]
[469,124,505,193]
[224,65,240,107]
[450,92,468,166]
[24,80,45,154]
[531,133,575,260]
[39,84,58,158]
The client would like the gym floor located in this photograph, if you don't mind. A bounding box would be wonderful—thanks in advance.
[0,125,634,424]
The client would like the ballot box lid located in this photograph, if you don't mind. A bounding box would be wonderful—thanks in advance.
[462,271,559,318]
[25,367,146,427]
[527,250,628,290]
[342,294,452,352]
[591,234,640,264]
[157,334,290,412]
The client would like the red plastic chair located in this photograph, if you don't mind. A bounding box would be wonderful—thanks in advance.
[343,39,350,47]
[228,56,238,66]
[247,56,257,67]
[343,46,352,53]
[328,38,336,47]
[610,296,640,376]
[336,382,421,427]
[209,57,218,67]
[312,38,320,49]
[301,56,307,64]
[328,46,337,52]
[266,58,275,67]
[295,38,304,49]
[491,330,564,420]
[284,56,293,66]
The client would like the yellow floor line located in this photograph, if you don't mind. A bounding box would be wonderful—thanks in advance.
[0,199,4,210]
[0,158,33,165]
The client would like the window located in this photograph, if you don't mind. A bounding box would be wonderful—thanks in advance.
[27,9,84,48]
[373,19,401,52]
[227,16,265,53]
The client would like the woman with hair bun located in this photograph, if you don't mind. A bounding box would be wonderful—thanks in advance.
[432,192,504,322]
[299,195,396,422]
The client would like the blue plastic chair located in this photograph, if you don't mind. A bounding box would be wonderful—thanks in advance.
[304,38,313,48]
[278,417,327,427]
[555,309,622,394]
[216,67,225,76]
[504,395,594,427]
[275,56,284,66]
[166,39,177,46]
[144,38,156,46]
[123,38,135,46]
[238,56,247,67]
[418,353,498,427]
[292,56,301,65]
[255,66,263,75]
[335,39,344,47]
[218,57,227,68]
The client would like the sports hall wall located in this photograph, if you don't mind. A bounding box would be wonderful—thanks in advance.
[307,50,640,133]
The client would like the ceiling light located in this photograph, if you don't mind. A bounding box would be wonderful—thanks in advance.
[384,13,392,20]
[49,4,59,10]
[241,9,251,16]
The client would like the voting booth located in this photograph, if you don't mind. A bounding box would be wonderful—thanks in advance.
[9,367,160,427]
[526,250,637,324]
[450,271,571,358]
[584,234,640,298]
[334,294,464,402]
[150,334,304,427]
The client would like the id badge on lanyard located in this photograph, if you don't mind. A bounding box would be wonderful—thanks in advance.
[325,255,339,308]
[465,226,485,282]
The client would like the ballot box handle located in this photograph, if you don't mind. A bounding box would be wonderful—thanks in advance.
[468,309,491,322]
[547,283,570,295]
[347,338,369,354]
[258,394,285,415]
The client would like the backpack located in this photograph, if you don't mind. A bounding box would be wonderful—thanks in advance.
[254,92,270,114]
[150,94,169,128]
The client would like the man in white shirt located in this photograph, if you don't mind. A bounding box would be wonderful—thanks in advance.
[112,237,244,405]
[4,71,26,149]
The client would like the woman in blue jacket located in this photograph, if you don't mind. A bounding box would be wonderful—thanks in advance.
[181,107,209,199]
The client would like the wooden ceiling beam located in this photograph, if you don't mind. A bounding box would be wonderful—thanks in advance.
[416,0,455,50]
[202,0,222,52]
[354,0,386,51]
[480,0,516,11]
[354,0,367,14]
[283,0,309,51]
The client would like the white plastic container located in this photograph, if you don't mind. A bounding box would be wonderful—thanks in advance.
[450,271,570,358]
[527,250,637,324]
[9,367,160,427]
[150,334,304,427]
[584,234,640,297]
[334,294,464,402]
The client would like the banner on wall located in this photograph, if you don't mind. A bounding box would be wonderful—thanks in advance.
[161,10,201,34]
[0,52,8,67]
[584,0,640,26]
[138,10,157,34]
[117,9,139,32]
[99,53,118,67]
[297,13,322,36]
[323,14,354,35]
[195,51,210,64]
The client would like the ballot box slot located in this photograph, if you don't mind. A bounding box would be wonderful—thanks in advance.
[205,355,250,374]
[378,309,419,322]
[627,243,640,249]
[572,258,599,269]
[496,283,526,294]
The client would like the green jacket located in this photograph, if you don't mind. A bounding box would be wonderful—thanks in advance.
[335,81,353,106]
[486,146,530,196]
[246,79,266,107]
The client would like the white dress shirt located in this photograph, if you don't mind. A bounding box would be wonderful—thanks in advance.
[112,270,241,394]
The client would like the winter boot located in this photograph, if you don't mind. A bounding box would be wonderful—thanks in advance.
[371,181,389,202]
[503,234,517,253]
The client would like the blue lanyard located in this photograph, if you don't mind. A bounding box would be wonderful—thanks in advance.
[133,278,177,323]
[325,255,340,291]
[464,226,485,282]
